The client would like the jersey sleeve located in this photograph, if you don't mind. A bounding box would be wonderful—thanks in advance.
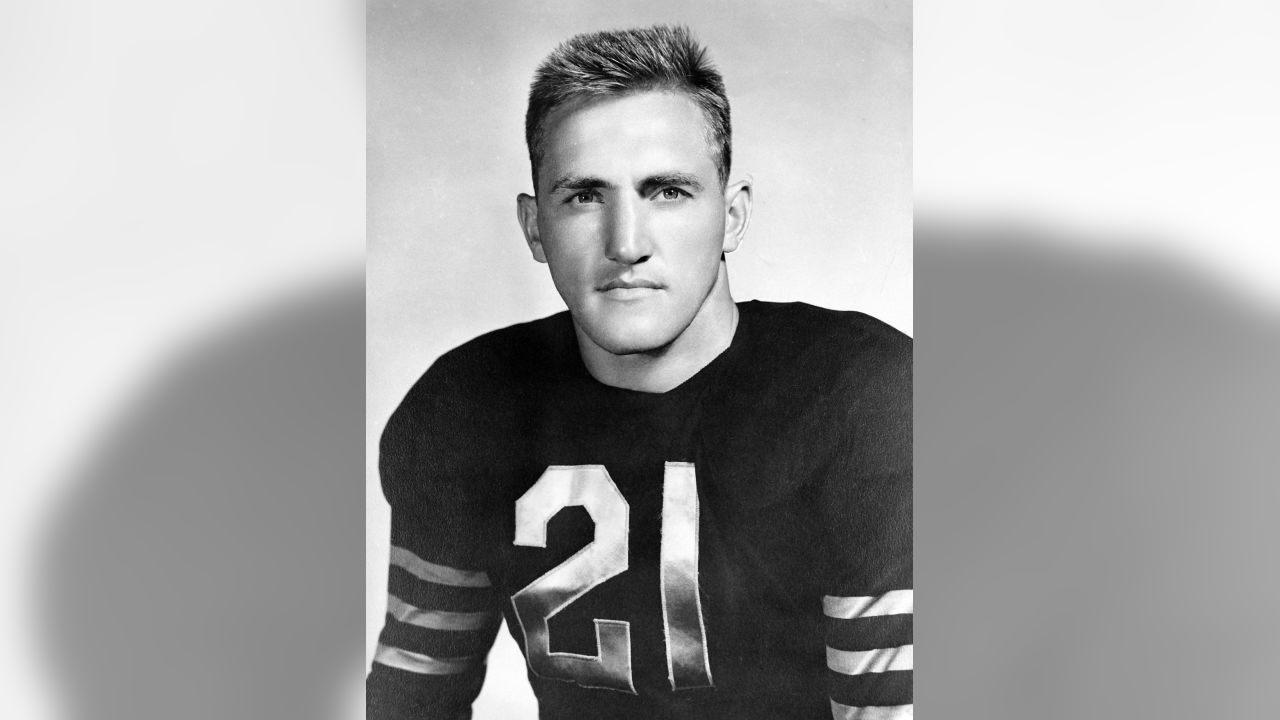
[820,333,913,720]
[367,353,506,720]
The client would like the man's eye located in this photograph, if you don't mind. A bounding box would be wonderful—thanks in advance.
[658,187,685,201]
[571,191,599,204]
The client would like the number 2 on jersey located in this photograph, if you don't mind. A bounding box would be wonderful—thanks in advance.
[511,463,714,694]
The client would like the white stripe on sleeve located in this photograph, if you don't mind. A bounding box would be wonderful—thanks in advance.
[389,546,492,587]
[830,700,914,720]
[823,589,913,620]
[386,594,499,631]
[373,643,481,675]
[826,645,913,676]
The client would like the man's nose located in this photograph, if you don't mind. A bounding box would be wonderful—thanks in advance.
[604,197,652,265]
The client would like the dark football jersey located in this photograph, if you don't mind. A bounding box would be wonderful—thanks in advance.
[368,301,912,720]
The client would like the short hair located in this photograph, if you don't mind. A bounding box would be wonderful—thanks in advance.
[525,25,732,192]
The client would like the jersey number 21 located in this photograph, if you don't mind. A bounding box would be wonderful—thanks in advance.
[511,462,713,694]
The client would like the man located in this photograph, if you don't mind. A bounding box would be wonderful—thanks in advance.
[367,25,911,720]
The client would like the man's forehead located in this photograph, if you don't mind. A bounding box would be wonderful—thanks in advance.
[539,91,718,179]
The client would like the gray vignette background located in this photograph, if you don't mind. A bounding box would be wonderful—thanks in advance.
[13,2,1280,719]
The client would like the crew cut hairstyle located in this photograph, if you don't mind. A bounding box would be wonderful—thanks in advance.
[525,25,732,192]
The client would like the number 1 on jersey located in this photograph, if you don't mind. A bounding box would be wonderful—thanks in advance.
[660,462,714,689]
[512,462,714,694]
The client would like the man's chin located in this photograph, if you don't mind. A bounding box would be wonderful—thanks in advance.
[578,319,675,357]
[595,335,673,357]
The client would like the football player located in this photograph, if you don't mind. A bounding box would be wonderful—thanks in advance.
[367,25,912,719]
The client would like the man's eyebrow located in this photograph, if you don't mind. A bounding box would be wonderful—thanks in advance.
[547,173,707,194]
[639,173,705,193]
[548,175,611,193]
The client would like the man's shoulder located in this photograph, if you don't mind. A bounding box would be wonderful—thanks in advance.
[388,311,575,425]
[738,300,911,375]
[699,302,910,502]
[434,310,576,379]
[378,314,575,506]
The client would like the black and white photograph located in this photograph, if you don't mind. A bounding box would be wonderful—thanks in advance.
[366,3,912,717]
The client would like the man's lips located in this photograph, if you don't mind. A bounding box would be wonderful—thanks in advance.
[598,278,663,292]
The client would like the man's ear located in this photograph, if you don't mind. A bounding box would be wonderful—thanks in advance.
[516,193,547,263]
[721,176,753,254]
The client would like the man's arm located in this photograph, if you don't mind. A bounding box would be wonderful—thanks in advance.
[367,357,506,720]
[821,334,913,720]
[367,519,503,719]
[822,475,913,720]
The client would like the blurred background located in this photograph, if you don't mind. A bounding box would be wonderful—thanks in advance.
[2,1,364,718]
[4,0,1280,718]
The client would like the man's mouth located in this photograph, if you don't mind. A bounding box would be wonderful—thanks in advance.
[599,277,663,291]
[598,277,663,299]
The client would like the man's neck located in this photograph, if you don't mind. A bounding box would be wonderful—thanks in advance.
[576,274,739,394]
